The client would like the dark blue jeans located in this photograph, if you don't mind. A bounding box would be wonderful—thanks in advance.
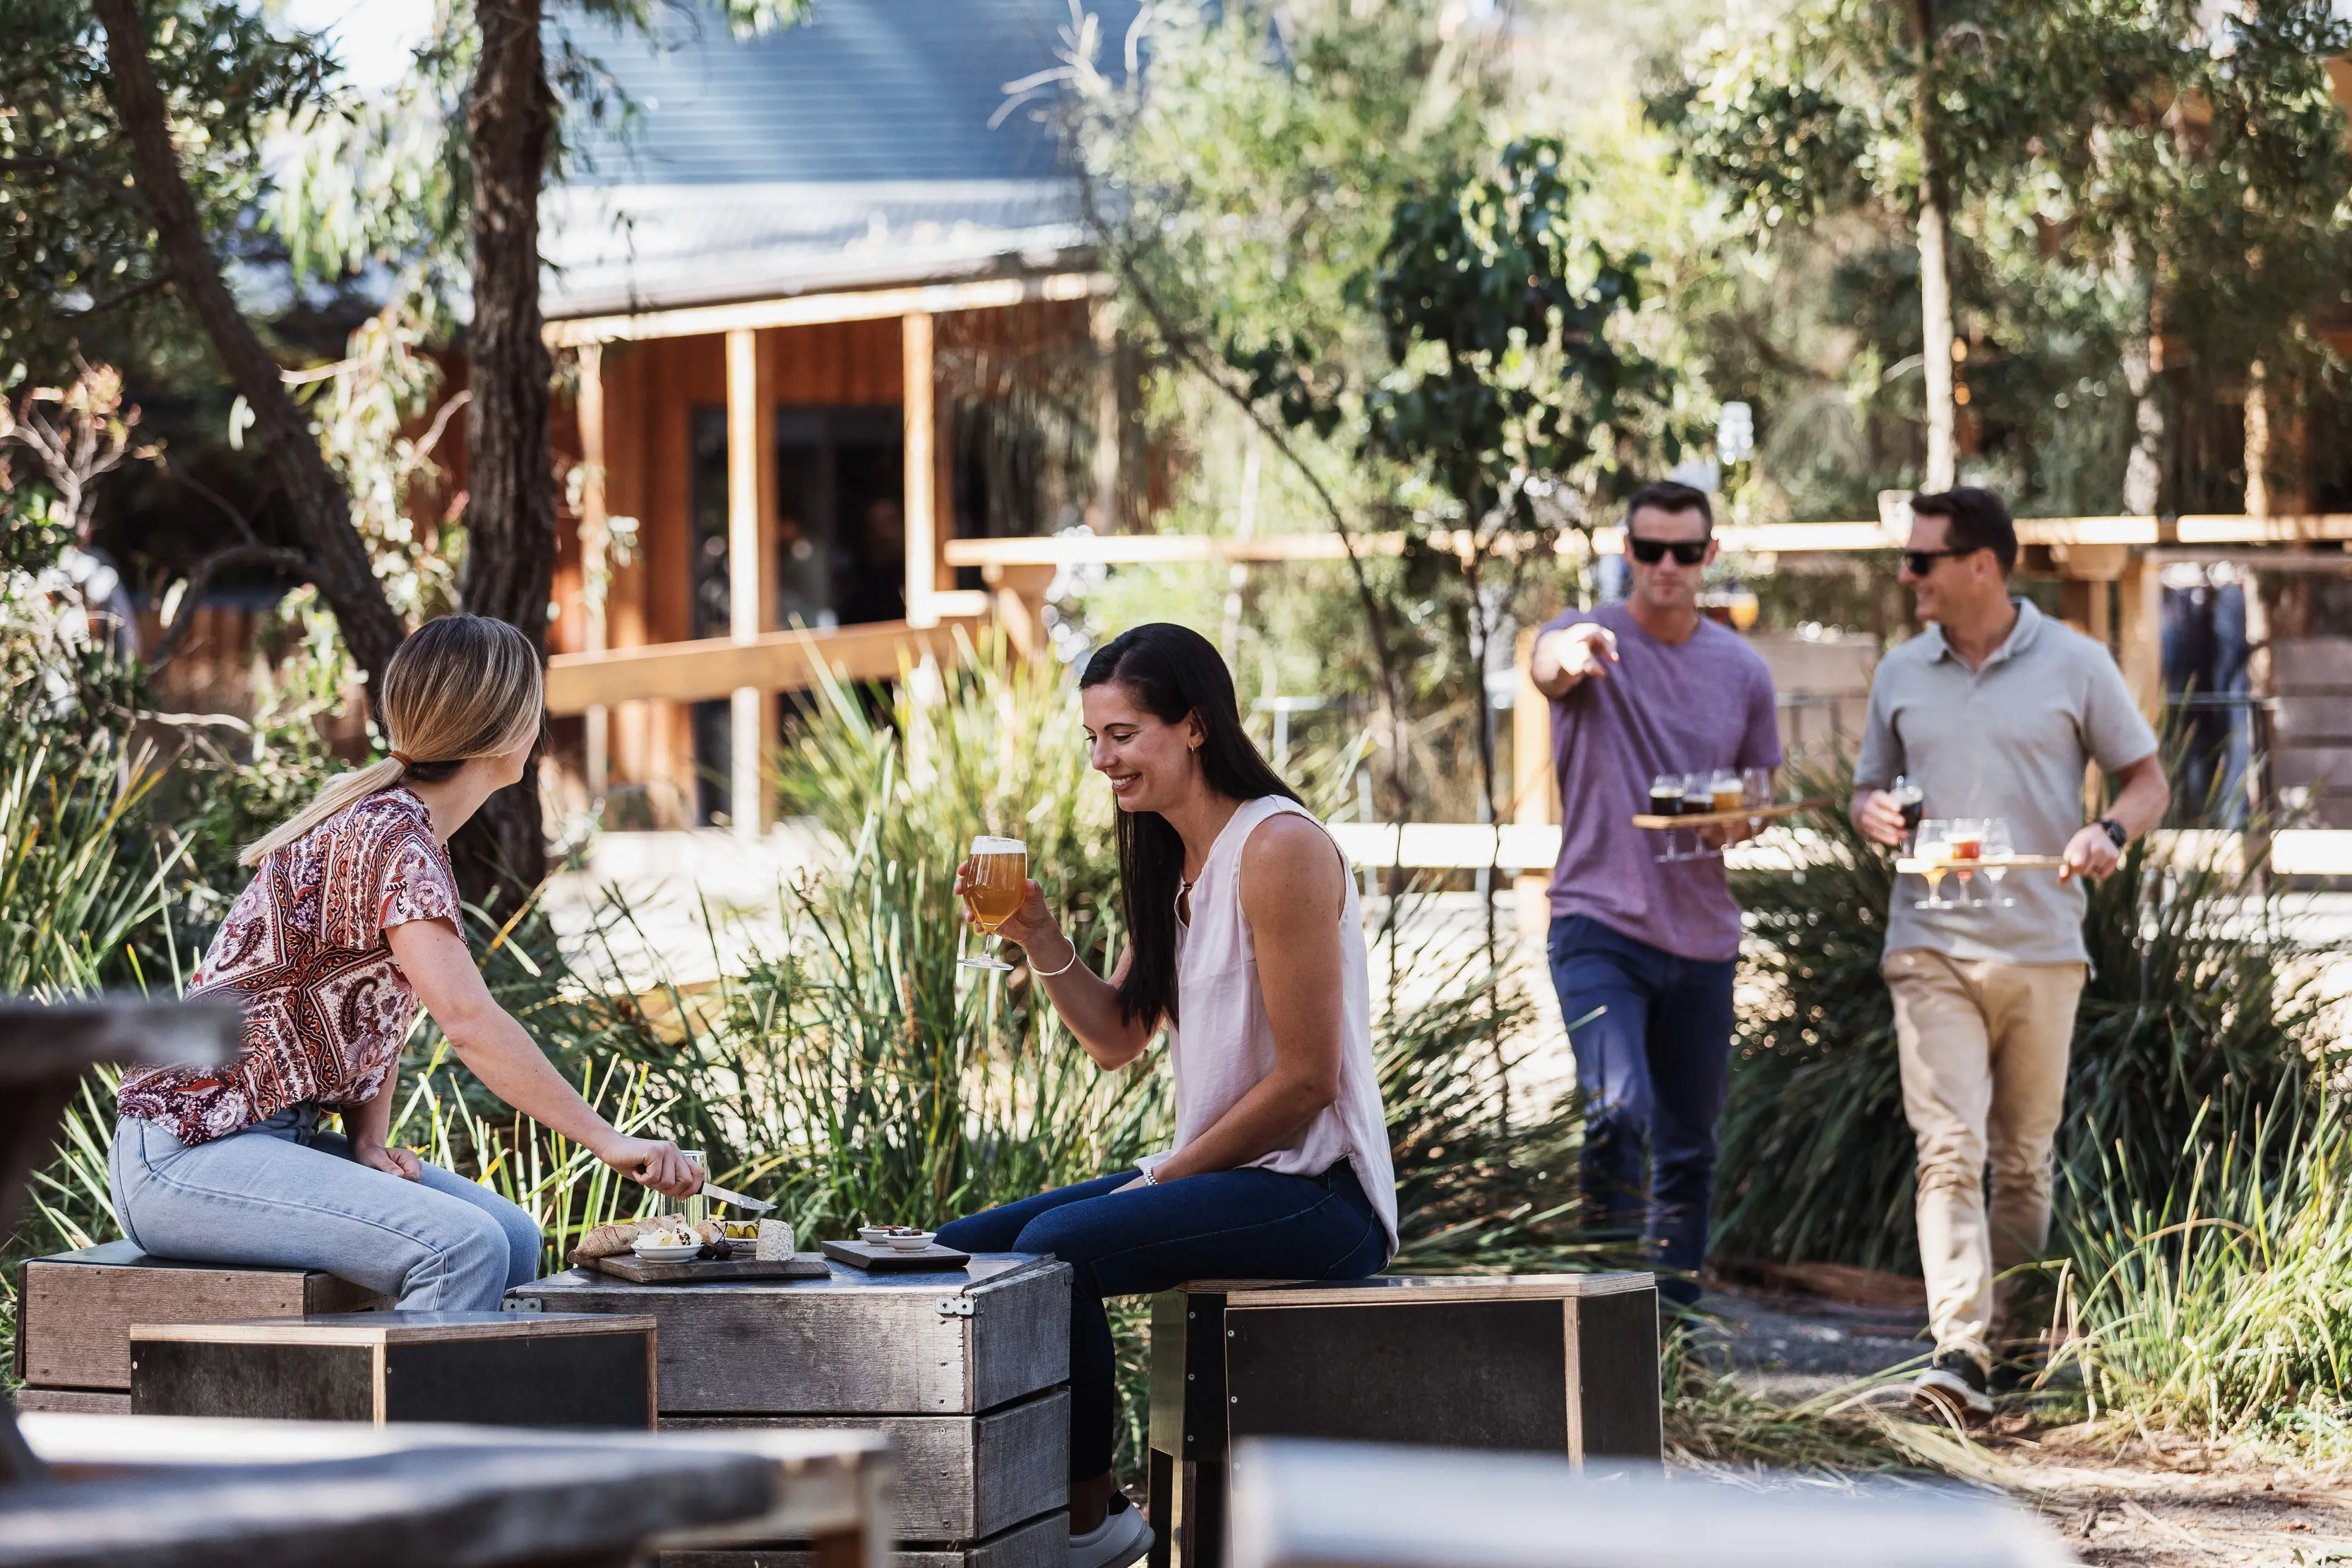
[1547,914,1736,1307]
[936,1161,1385,1481]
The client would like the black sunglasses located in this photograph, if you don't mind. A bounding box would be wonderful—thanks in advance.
[1627,537,1709,566]
[1901,545,1986,576]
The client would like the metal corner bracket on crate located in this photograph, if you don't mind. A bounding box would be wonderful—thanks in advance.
[938,1297,977,1318]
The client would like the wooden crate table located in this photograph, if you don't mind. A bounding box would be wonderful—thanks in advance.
[511,1252,1073,1568]
[129,1311,659,1428]
[1147,1272,1662,1568]
[14,1241,390,1416]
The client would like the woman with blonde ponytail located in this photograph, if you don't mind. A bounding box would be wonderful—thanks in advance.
[112,615,704,1309]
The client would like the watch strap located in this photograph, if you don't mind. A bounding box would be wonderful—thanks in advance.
[2099,817,2128,849]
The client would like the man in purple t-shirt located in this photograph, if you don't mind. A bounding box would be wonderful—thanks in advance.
[1529,481,1781,1305]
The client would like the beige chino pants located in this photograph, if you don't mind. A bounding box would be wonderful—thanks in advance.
[1882,948,2087,1364]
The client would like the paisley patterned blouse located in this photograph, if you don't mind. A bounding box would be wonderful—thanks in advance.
[118,789,464,1144]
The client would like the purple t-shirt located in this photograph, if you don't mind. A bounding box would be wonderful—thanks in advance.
[1544,603,1782,962]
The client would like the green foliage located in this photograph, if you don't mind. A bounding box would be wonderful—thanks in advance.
[0,1,336,376]
[2055,1096,2352,1449]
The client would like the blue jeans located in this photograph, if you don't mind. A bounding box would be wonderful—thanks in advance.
[936,1161,1387,1481]
[109,1105,542,1310]
[1548,914,1736,1307]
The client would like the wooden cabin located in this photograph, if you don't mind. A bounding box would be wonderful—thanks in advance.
[536,0,1140,833]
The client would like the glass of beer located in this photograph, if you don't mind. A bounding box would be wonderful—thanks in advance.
[959,835,1027,971]
[1649,772,1687,863]
[1914,819,1957,909]
[1947,818,1986,906]
[1891,774,1926,856]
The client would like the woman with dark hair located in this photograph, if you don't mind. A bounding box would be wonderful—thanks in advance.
[937,623,1395,1568]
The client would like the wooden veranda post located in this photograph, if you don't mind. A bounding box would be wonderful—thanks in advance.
[578,342,610,809]
[903,311,940,630]
[726,326,778,841]
[1512,628,1558,938]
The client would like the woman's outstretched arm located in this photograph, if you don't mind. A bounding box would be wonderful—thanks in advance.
[1149,815,1346,1182]
[384,918,703,1196]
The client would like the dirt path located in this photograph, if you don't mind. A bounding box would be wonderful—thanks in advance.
[1698,1283,2352,1564]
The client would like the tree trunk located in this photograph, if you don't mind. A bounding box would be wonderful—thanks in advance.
[2118,241,2168,518]
[456,0,559,911]
[1911,0,1957,493]
[94,0,405,690]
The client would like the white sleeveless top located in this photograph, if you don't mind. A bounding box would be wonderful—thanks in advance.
[1140,795,1399,1257]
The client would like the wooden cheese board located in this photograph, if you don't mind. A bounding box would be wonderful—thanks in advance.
[1895,854,2068,875]
[821,1239,972,1273]
[587,1251,832,1284]
[1631,795,1835,831]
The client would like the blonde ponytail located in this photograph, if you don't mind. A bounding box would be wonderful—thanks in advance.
[239,614,544,868]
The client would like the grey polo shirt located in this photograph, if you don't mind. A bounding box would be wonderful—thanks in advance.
[1855,599,2159,966]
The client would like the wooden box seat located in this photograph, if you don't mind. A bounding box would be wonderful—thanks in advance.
[129,1311,660,1429]
[13,1241,390,1416]
[513,1252,1074,1568]
[1147,1272,1664,1568]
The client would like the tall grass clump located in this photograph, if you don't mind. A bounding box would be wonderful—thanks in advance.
[2054,1094,2352,1450]
[1712,755,2328,1276]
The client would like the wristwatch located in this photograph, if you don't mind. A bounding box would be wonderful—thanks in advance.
[2097,817,2128,850]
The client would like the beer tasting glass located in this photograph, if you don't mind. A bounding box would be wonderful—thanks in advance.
[960,835,1028,971]
[1649,771,1688,863]
[1914,818,1959,909]
[1947,818,1987,907]
[1891,774,1926,856]
[1709,767,1744,815]
[1981,818,2018,906]
[1741,766,1772,833]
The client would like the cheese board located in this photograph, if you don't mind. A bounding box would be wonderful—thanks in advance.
[1630,796,1835,831]
[587,1251,831,1284]
[822,1239,973,1274]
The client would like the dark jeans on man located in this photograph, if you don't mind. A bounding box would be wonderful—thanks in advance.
[1546,914,1736,1307]
[936,1161,1385,1480]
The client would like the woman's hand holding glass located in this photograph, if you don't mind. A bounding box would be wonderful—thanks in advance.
[954,857,1072,971]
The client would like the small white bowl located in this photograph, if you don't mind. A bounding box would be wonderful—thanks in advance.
[857,1226,894,1245]
[632,1241,703,1263]
[884,1231,936,1252]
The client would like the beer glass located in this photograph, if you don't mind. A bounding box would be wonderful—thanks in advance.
[1742,766,1772,833]
[1947,818,1986,907]
[1914,819,1958,909]
[1891,775,1926,856]
[959,835,1028,971]
[1982,818,2018,906]
[1649,772,1687,863]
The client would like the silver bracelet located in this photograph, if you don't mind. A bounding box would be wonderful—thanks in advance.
[1137,1163,1158,1185]
[1029,935,1083,978]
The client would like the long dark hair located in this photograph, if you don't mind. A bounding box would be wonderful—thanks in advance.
[1080,623,1299,1032]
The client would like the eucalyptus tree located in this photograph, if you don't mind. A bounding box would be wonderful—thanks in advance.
[1662,0,2352,513]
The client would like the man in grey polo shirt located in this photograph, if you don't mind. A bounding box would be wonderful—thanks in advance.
[1851,487,2168,1419]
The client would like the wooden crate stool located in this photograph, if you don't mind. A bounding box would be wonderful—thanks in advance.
[515,1252,1073,1568]
[129,1311,659,1428]
[13,1240,390,1416]
[1146,1272,1662,1568]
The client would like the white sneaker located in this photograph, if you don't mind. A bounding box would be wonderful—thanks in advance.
[1069,1497,1152,1568]
[1911,1349,1993,1420]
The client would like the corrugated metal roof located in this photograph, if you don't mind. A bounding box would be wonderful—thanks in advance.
[544,0,1138,313]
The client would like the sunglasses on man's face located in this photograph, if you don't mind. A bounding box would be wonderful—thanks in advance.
[1627,537,1709,566]
[1901,545,1984,577]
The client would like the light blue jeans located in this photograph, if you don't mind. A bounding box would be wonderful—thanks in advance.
[109,1105,542,1310]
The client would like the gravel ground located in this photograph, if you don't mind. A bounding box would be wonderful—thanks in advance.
[1698,1281,2352,1564]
